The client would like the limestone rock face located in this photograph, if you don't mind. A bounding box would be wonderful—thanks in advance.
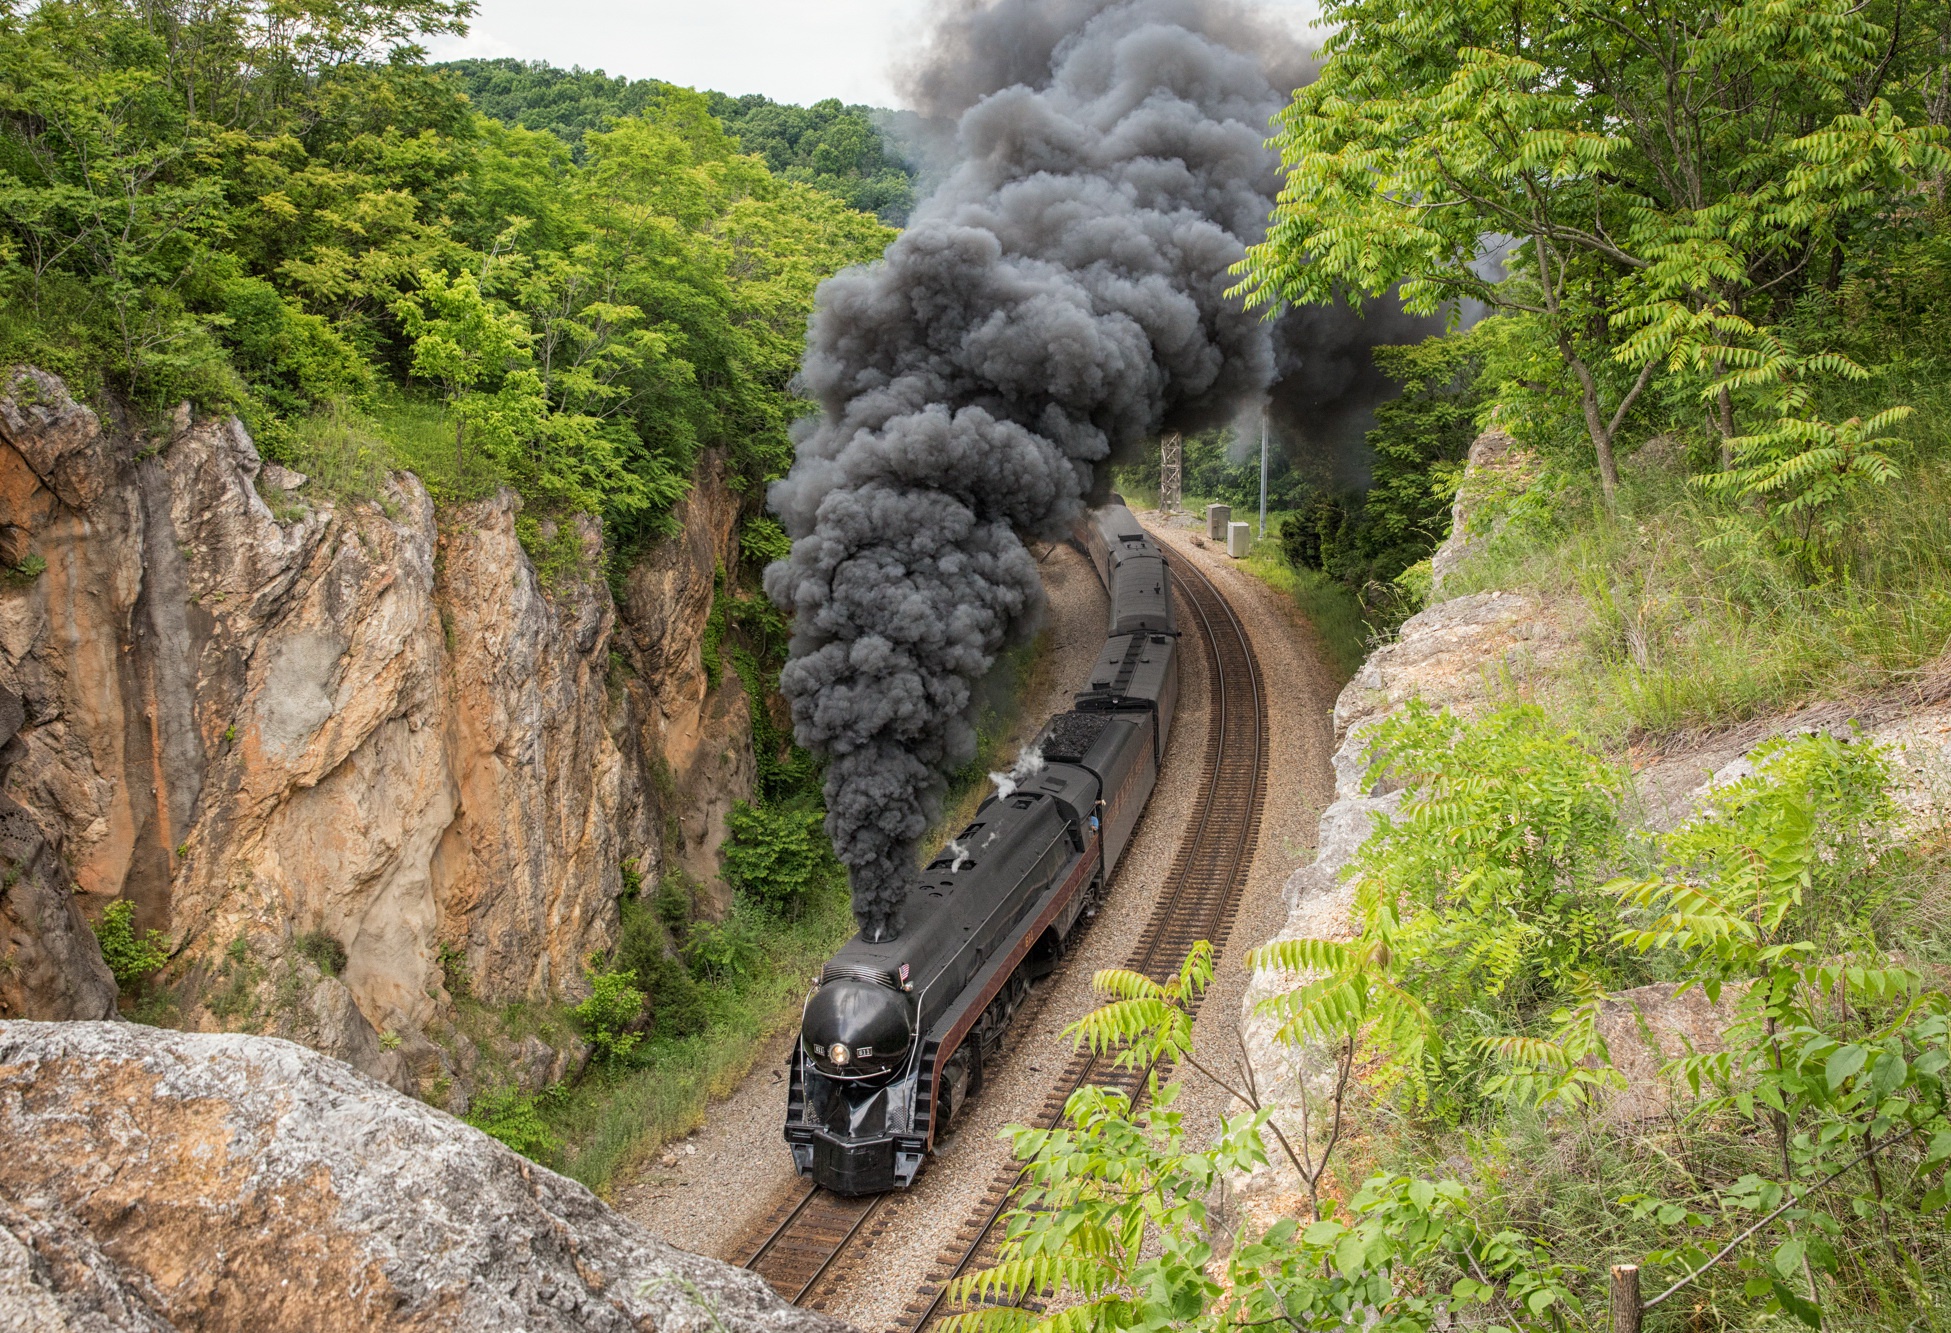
[0,1021,854,1333]
[0,368,754,1090]
[1427,424,1534,597]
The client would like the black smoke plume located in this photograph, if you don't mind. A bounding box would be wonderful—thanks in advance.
[765,0,1309,939]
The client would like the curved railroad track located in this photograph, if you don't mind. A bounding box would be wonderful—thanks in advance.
[743,546,1268,1324]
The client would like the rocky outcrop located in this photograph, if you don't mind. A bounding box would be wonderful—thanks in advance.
[0,368,758,1093]
[1427,424,1533,597]
[0,1020,853,1333]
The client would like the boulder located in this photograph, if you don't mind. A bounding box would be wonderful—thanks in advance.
[0,1021,854,1333]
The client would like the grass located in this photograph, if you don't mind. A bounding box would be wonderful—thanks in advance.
[1444,452,1951,744]
[1232,512,1371,682]
[263,394,510,509]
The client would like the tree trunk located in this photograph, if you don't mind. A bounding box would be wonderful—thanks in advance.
[1610,1265,1642,1333]
[1565,351,1621,508]
[1712,357,1737,470]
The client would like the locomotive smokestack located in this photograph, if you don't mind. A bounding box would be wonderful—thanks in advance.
[765,0,1308,938]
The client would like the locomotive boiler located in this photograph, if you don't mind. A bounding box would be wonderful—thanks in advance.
[784,501,1179,1194]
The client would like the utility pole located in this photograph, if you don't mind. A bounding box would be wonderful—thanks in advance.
[1159,432,1182,516]
[1258,410,1269,538]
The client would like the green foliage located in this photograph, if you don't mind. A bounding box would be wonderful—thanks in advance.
[612,890,707,1040]
[436,941,471,999]
[204,932,263,1026]
[953,733,1951,1333]
[1356,335,1484,573]
[529,878,854,1193]
[1444,440,1951,742]
[294,929,347,978]
[572,964,645,1066]
[718,800,838,915]
[1257,702,1629,1120]
[91,899,169,987]
[434,60,917,223]
[1268,332,1484,616]
[215,277,371,415]
[1690,331,1909,560]
[1238,0,1951,509]
[465,1083,562,1159]
[0,1,894,541]
[1,552,46,584]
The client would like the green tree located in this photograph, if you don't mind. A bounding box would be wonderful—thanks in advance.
[572,964,646,1066]
[91,898,171,988]
[1236,0,1951,507]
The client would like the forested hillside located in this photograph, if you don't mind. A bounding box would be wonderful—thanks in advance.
[0,0,893,570]
[436,58,919,222]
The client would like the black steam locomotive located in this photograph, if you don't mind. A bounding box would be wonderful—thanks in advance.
[784,501,1181,1194]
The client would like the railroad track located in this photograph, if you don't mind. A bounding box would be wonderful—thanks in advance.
[741,547,1267,1324]
[744,1185,885,1304]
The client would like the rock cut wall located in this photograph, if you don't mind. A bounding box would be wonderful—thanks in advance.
[0,368,757,1092]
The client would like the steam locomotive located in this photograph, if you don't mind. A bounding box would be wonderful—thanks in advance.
[784,501,1180,1194]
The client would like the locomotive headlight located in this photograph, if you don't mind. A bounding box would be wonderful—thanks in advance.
[828,1042,850,1066]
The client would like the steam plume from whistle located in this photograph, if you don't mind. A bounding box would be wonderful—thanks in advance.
[765,0,1306,939]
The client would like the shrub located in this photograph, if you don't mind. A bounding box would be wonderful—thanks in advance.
[681,917,760,985]
[435,941,471,999]
[92,900,170,987]
[612,893,707,1040]
[295,930,347,978]
[572,965,646,1066]
[1261,702,1630,1121]
[465,1085,561,1160]
[719,800,838,914]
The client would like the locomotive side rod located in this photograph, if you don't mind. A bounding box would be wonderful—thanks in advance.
[898,550,1268,1333]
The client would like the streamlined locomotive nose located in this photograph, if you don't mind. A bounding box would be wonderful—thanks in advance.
[802,978,913,1078]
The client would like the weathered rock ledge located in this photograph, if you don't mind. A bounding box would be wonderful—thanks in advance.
[0,1020,853,1333]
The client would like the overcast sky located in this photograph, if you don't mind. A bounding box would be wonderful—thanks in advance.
[426,0,1324,108]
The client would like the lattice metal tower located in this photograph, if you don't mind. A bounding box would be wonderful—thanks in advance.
[1159,432,1182,515]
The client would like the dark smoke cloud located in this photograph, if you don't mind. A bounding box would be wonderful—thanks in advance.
[767,0,1368,938]
[1269,295,1449,489]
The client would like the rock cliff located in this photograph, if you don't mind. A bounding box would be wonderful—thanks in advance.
[0,367,758,1096]
[0,1020,851,1333]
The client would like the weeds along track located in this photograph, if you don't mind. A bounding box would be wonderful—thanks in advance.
[742,552,1268,1323]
